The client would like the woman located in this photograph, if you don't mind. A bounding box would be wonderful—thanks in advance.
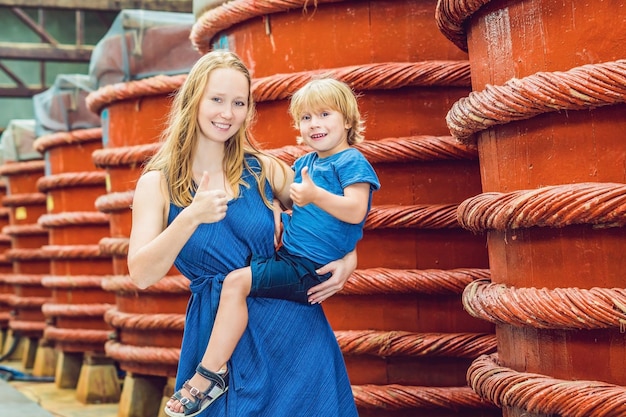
[127,50,358,417]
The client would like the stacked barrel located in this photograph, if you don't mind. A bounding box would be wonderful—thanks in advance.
[84,9,200,416]
[34,127,119,403]
[190,1,498,416]
[29,72,121,402]
[0,181,14,353]
[0,120,51,371]
[87,76,191,417]
[436,0,626,416]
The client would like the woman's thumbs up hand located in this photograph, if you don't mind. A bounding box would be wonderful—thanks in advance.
[190,171,229,223]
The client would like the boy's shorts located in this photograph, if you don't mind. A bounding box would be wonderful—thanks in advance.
[249,246,332,304]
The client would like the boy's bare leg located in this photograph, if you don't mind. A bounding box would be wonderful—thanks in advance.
[166,267,252,413]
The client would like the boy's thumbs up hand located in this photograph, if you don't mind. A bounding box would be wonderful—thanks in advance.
[189,171,228,223]
[290,167,318,207]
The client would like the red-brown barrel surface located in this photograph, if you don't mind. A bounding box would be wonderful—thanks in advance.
[192,1,499,415]
[436,0,626,416]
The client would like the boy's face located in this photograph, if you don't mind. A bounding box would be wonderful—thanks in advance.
[298,107,351,158]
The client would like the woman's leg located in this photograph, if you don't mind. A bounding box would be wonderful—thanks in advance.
[166,266,252,413]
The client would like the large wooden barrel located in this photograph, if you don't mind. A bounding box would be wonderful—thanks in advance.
[34,128,115,358]
[87,77,190,379]
[87,77,193,417]
[192,1,498,416]
[436,0,626,416]
[0,160,51,354]
[0,181,13,347]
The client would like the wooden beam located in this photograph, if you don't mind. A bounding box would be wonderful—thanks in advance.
[11,7,59,45]
[0,42,92,62]
[0,85,46,97]
[0,0,193,12]
[0,61,27,88]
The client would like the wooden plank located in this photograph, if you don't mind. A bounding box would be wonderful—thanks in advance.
[0,42,92,62]
[0,0,193,12]
[0,85,46,97]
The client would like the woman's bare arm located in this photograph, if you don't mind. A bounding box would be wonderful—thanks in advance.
[127,171,228,289]
[307,249,357,304]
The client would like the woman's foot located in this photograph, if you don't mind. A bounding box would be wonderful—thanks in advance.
[165,364,229,417]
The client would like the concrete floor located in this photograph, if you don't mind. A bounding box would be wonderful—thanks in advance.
[0,360,118,417]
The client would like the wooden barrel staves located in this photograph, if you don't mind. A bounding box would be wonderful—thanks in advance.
[436,0,626,416]
[192,1,499,416]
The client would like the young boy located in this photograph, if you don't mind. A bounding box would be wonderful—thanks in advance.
[166,77,379,417]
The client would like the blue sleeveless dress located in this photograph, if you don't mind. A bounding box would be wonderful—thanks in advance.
[168,156,358,417]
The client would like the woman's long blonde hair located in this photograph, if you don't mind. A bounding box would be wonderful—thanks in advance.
[144,50,276,207]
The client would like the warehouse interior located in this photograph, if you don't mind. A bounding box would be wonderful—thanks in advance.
[0,1,625,417]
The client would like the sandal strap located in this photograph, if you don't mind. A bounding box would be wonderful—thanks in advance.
[195,364,228,391]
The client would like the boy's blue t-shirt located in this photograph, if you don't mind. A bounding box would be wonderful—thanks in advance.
[281,147,380,265]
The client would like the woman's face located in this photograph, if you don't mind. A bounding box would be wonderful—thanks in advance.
[197,67,249,145]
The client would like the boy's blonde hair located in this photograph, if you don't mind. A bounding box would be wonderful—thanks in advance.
[288,77,365,146]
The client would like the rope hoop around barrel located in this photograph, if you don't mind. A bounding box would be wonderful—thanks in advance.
[40,244,111,260]
[92,143,160,169]
[0,160,45,176]
[36,171,106,192]
[95,190,133,213]
[98,237,129,257]
[101,274,190,294]
[42,303,113,318]
[38,212,110,228]
[85,74,186,115]
[191,0,344,53]
[468,353,626,416]
[44,326,111,345]
[252,61,471,101]
[352,384,497,411]
[446,60,626,143]
[104,308,185,332]
[1,192,46,207]
[463,279,626,332]
[434,0,492,52]
[105,340,180,366]
[9,296,49,308]
[457,182,626,233]
[336,330,495,358]
[0,273,46,287]
[366,204,460,229]
[3,224,47,236]
[33,127,103,153]
[0,292,14,304]
[8,319,46,333]
[342,267,490,295]
[268,135,478,166]
[42,274,108,289]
